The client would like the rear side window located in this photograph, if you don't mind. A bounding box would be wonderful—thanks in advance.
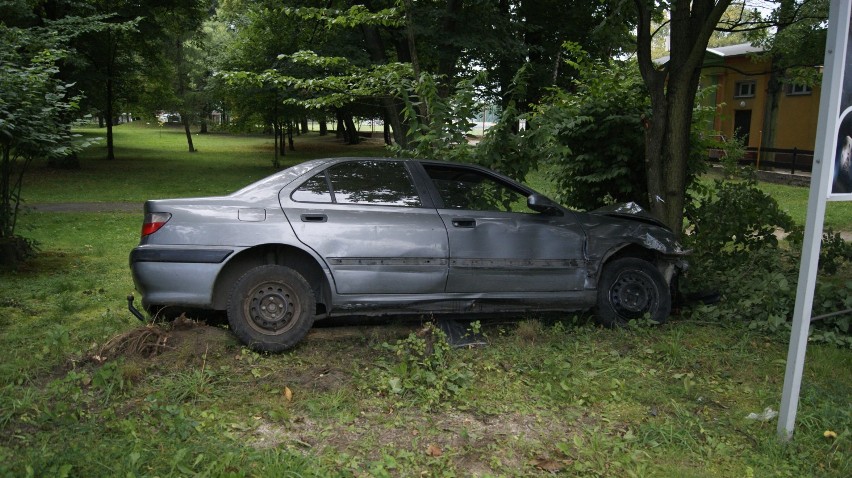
[292,172,332,203]
[293,161,421,207]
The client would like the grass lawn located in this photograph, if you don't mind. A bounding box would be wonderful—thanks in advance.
[1,123,849,476]
[23,123,388,203]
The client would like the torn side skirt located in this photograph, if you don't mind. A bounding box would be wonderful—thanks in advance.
[330,292,597,317]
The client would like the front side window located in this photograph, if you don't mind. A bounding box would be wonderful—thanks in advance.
[734,81,756,98]
[423,164,534,213]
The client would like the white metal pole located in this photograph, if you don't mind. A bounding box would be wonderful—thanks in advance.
[778,0,851,441]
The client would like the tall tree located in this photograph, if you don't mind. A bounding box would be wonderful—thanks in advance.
[635,0,731,234]
[1,14,101,265]
[66,0,208,160]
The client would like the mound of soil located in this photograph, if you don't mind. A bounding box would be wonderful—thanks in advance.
[95,314,237,362]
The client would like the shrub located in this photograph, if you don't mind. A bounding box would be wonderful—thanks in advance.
[368,322,473,409]
[684,167,852,347]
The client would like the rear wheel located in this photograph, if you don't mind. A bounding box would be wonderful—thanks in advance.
[595,257,670,327]
[227,265,315,352]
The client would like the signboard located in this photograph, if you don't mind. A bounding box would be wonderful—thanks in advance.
[831,1,852,200]
[779,0,851,441]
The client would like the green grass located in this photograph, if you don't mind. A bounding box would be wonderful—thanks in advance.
[757,182,852,232]
[1,124,850,476]
[23,122,388,203]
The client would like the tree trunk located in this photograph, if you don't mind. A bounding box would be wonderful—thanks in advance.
[105,76,115,160]
[182,115,196,153]
[300,117,309,134]
[273,121,280,168]
[336,111,346,141]
[635,0,731,235]
[1,146,12,237]
[319,115,328,136]
[105,27,116,161]
[383,115,392,145]
[344,114,359,145]
[436,0,463,98]
[359,15,410,147]
[287,121,295,151]
[199,118,208,134]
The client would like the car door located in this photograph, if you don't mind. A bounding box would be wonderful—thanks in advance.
[418,162,586,293]
[281,159,449,295]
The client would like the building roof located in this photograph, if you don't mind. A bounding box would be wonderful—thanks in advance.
[653,42,765,66]
[706,43,764,58]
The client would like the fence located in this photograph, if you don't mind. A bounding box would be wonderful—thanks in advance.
[709,146,815,175]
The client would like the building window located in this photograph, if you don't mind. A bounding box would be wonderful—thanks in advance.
[734,81,756,98]
[787,84,812,96]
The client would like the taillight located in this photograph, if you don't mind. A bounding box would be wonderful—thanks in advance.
[141,212,172,237]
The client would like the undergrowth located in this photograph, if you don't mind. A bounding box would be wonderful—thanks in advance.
[685,163,852,346]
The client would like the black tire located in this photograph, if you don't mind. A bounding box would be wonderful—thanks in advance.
[226,265,316,352]
[595,257,671,327]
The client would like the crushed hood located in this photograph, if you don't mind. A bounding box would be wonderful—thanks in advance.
[590,202,667,229]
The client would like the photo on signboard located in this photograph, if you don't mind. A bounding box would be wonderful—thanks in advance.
[832,108,852,195]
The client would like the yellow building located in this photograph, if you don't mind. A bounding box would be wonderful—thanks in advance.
[701,43,821,156]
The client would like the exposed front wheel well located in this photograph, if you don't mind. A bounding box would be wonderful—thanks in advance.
[212,244,330,315]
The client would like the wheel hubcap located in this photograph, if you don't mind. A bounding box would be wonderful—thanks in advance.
[246,282,300,334]
[609,270,657,319]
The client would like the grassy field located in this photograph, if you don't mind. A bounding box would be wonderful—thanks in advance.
[23,123,387,203]
[1,123,849,476]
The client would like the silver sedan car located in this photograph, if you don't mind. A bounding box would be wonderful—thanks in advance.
[130,157,688,351]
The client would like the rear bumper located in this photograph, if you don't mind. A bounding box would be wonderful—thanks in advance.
[130,246,233,309]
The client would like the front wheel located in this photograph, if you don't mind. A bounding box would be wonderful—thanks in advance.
[595,257,671,328]
[227,265,316,352]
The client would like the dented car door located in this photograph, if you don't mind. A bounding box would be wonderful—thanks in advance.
[282,160,449,295]
[418,163,587,293]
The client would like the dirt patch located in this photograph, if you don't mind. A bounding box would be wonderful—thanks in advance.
[248,407,585,475]
[94,315,237,363]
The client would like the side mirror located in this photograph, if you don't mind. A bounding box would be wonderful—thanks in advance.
[528,193,563,215]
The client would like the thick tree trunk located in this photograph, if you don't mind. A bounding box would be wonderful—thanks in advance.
[359,16,409,147]
[344,114,359,145]
[436,0,463,98]
[318,114,328,136]
[300,117,308,134]
[635,0,731,235]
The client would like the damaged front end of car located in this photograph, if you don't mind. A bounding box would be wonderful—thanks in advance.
[583,202,690,288]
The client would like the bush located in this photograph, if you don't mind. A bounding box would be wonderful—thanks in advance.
[525,47,649,210]
[368,322,473,410]
[0,235,37,270]
[684,169,852,347]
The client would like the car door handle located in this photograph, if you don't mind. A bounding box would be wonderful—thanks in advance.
[451,218,476,228]
[301,214,327,223]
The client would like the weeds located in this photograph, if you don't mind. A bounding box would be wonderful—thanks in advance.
[369,322,474,410]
